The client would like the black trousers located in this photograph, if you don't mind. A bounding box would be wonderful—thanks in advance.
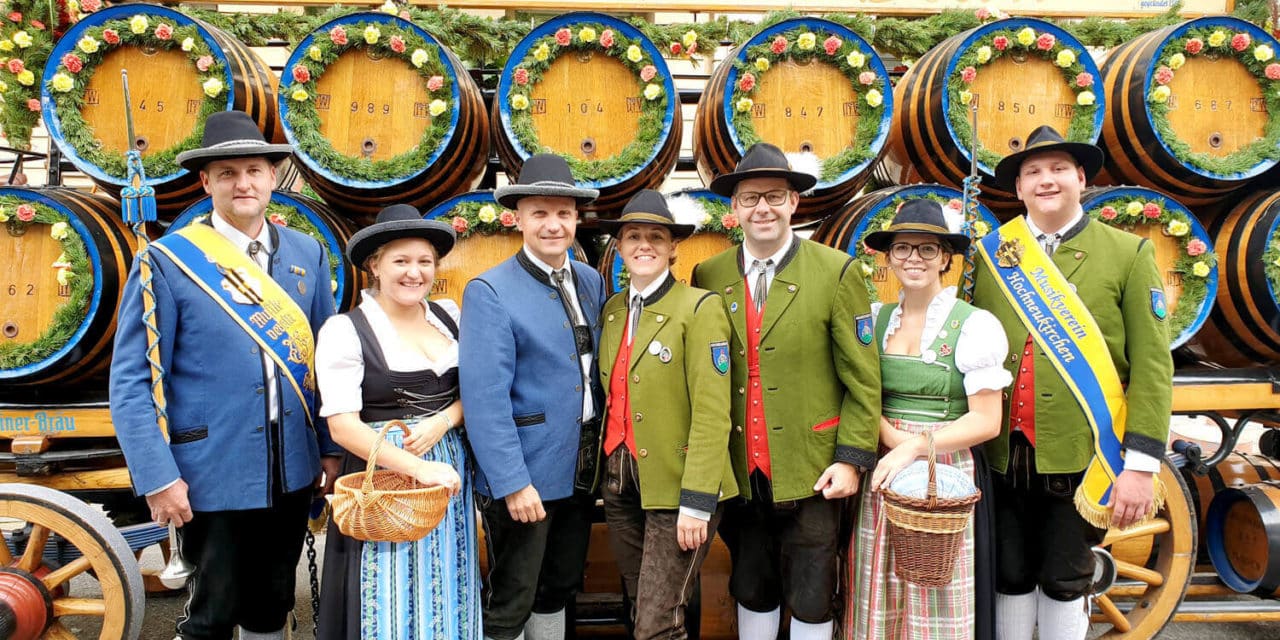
[994,432,1106,601]
[175,487,312,640]
[479,490,594,640]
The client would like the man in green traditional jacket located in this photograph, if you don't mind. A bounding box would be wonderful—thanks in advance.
[692,143,881,640]
[973,126,1173,640]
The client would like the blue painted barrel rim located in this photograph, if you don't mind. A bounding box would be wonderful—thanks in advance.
[424,190,579,262]
[168,191,351,306]
[1079,187,1217,350]
[40,4,234,187]
[940,18,1106,178]
[1206,485,1280,594]
[720,17,893,188]
[495,12,678,190]
[1266,205,1280,307]
[843,185,999,258]
[1145,16,1280,181]
[0,188,107,380]
[278,13,463,189]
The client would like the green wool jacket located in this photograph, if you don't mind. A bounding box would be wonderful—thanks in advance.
[692,238,881,502]
[598,276,739,511]
[973,216,1173,474]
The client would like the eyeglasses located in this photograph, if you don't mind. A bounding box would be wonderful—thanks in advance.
[735,189,791,207]
[889,242,944,261]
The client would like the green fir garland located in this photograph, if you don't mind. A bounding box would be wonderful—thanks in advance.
[1263,231,1280,300]
[431,199,520,238]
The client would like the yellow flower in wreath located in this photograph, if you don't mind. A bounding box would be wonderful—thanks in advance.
[0,40,13,52]
[860,261,875,277]
[973,220,991,237]
[12,31,33,49]
[202,77,224,98]
[1150,85,1171,103]
[182,37,195,52]
[1076,91,1096,106]
[1166,219,1190,237]
[735,97,753,113]
[56,268,75,287]
[846,50,865,68]
[865,88,883,107]
[683,30,698,48]
[643,83,662,101]
[797,32,817,51]
[363,25,381,45]
[291,87,309,102]
[1168,53,1186,70]
[755,57,770,72]
[77,36,99,54]
[959,90,974,105]
[626,45,643,63]
[535,43,552,62]
[50,221,70,240]
[478,205,497,223]
[308,45,323,62]
[1256,44,1275,62]
[1207,31,1227,48]
[411,48,429,68]
[976,46,992,64]
[428,99,447,117]
[0,208,9,222]
[1125,201,1144,216]
[130,15,149,35]
[16,69,36,87]
[1191,261,1210,278]
[1016,27,1036,47]
[1056,49,1076,67]
[379,0,398,15]
[511,93,530,110]
[579,27,597,43]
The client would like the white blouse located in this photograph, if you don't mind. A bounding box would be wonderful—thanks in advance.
[315,290,460,418]
[871,287,1013,397]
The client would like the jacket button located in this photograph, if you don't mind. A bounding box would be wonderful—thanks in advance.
[250,346,259,354]
[735,425,743,433]
[656,315,665,323]
[285,409,293,416]
[255,387,264,395]
[638,448,648,458]
[738,349,745,356]
[1074,251,1084,260]
[564,321,570,328]
[632,374,640,383]
[788,284,796,292]
[634,412,644,422]
[575,385,582,392]
[254,425,264,432]
[549,293,557,300]
[738,387,745,395]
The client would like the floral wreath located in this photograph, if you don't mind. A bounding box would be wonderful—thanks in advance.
[852,195,992,300]
[45,13,227,180]
[1260,228,1280,303]
[1,0,100,151]
[949,21,1100,171]
[0,196,92,370]
[505,23,671,183]
[436,200,520,238]
[1086,196,1217,343]
[284,15,456,182]
[1146,25,1280,176]
[729,27,889,182]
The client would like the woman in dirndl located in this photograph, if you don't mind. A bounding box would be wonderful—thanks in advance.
[314,204,479,640]
[845,199,1011,640]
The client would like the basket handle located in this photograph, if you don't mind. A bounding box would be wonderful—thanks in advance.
[925,431,938,510]
[363,420,407,494]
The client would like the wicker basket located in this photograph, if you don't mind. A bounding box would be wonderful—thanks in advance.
[328,420,451,543]
[881,433,981,587]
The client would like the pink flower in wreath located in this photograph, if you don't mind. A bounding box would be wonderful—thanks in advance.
[640,64,657,82]
[1099,206,1118,220]
[155,23,173,40]
[946,198,963,210]
[61,53,83,73]
[389,35,405,53]
[30,20,44,30]
[770,36,787,55]
[1267,63,1280,80]
[291,65,310,83]
[269,212,288,227]
[737,72,755,91]
[670,42,683,55]
[1154,65,1174,85]
[7,11,20,22]
[196,55,213,72]
[399,10,411,20]
[6,59,24,74]
[102,29,120,45]
[451,216,469,233]
[26,98,40,112]
[687,41,698,55]
[1231,33,1251,52]
[513,68,529,85]
[1036,33,1056,51]
[426,75,444,91]
[555,28,571,46]
[960,66,977,83]
[499,210,516,227]
[81,0,102,12]
[16,204,35,222]
[1142,202,1162,219]
[1186,238,1207,257]
[858,71,876,85]
[1185,38,1204,54]
[720,213,739,229]
[329,26,348,46]
[993,35,1009,51]
[975,7,991,21]
[823,35,842,56]
[600,30,615,48]
[1075,72,1094,87]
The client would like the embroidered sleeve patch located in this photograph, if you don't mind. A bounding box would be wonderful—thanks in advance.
[1150,287,1168,321]
[711,341,730,375]
[855,313,874,346]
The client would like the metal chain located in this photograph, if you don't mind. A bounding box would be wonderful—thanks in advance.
[306,530,320,638]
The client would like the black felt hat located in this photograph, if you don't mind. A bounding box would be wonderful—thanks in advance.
[597,190,695,239]
[494,153,600,209]
[346,204,457,269]
[863,199,971,254]
[175,110,293,171]
[993,125,1104,191]
[708,142,818,197]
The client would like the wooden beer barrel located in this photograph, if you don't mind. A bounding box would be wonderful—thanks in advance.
[1206,480,1280,595]
[41,4,281,216]
[597,189,739,295]
[278,12,489,219]
[811,185,1000,304]
[1179,451,1280,564]
[0,187,135,390]
[1079,187,1216,350]
[694,18,893,225]
[492,13,680,219]
[167,191,364,312]
[885,18,1104,214]
[1180,188,1280,367]
[1097,17,1280,206]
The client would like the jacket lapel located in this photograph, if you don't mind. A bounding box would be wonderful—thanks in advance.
[760,274,797,342]
[1053,225,1091,281]
[630,309,667,372]
[599,297,624,380]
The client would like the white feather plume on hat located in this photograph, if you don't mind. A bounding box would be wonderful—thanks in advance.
[784,151,822,194]
[941,199,965,233]
[667,193,708,232]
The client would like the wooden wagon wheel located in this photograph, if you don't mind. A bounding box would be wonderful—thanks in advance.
[0,484,144,640]
[1091,457,1196,638]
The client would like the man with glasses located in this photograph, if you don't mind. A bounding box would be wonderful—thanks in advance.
[692,142,881,640]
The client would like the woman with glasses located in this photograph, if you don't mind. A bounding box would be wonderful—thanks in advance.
[844,199,1011,640]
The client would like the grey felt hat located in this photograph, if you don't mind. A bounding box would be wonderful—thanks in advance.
[494,153,599,209]
[175,110,293,171]
[346,204,457,269]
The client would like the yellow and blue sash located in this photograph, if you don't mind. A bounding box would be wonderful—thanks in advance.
[977,217,1161,528]
[150,224,317,428]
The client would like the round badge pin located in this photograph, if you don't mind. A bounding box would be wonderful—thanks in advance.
[659,347,673,363]
[730,302,739,313]
[648,341,662,356]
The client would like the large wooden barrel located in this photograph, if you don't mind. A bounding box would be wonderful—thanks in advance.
[422,191,587,307]
[596,189,739,295]
[1180,188,1280,367]
[811,184,1000,304]
[278,12,489,220]
[1180,451,1280,564]
[492,13,681,219]
[0,187,135,390]
[1097,17,1280,206]
[884,18,1104,214]
[167,191,364,312]
[1079,187,1216,350]
[1206,480,1280,595]
[694,18,893,225]
[41,4,281,216]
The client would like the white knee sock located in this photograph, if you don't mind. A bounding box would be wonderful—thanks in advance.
[736,604,780,640]
[789,618,834,640]
[237,628,285,640]
[524,609,564,640]
[996,591,1038,640]
[1035,591,1089,640]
